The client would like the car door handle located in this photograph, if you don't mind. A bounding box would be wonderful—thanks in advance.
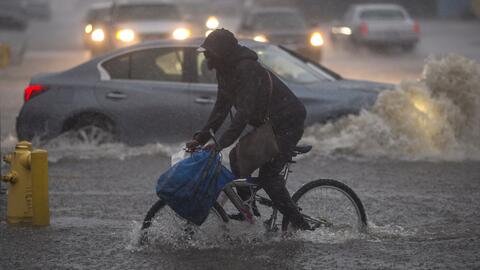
[106,91,127,100]
[194,97,216,104]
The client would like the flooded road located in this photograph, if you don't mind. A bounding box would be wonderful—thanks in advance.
[1,3,480,268]
[1,152,479,269]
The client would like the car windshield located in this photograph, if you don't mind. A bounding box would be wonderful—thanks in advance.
[252,12,306,30]
[87,8,111,22]
[360,9,406,20]
[254,45,334,84]
[114,4,180,21]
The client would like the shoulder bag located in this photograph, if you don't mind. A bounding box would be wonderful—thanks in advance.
[232,70,280,178]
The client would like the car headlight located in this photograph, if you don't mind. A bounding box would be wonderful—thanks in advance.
[253,35,268,43]
[331,26,352,35]
[310,32,324,47]
[85,24,93,34]
[116,29,135,43]
[206,16,219,29]
[172,28,191,40]
[205,29,213,37]
[91,28,105,42]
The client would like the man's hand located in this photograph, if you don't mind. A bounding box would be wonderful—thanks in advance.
[202,143,217,151]
[185,139,201,152]
[203,143,222,152]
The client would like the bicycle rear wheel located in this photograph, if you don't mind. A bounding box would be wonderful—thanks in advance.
[282,179,367,232]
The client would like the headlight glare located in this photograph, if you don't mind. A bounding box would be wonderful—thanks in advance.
[205,29,214,37]
[91,28,105,42]
[172,28,191,40]
[310,32,324,47]
[253,35,268,43]
[206,16,219,29]
[85,24,93,34]
[116,29,135,42]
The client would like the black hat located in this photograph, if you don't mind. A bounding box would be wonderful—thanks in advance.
[199,28,238,58]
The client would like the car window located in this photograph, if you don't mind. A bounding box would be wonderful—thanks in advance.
[255,46,326,84]
[114,4,180,22]
[196,52,216,84]
[360,9,406,20]
[252,12,306,30]
[86,7,111,22]
[130,48,184,82]
[102,48,185,82]
[190,45,333,85]
[102,54,129,79]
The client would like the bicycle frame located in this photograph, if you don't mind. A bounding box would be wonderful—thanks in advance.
[218,161,292,231]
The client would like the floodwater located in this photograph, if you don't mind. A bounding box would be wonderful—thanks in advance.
[1,2,480,269]
[1,150,479,269]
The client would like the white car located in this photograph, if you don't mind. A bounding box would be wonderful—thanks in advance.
[110,0,195,49]
[330,4,420,51]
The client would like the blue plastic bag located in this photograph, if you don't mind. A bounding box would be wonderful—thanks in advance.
[156,150,235,225]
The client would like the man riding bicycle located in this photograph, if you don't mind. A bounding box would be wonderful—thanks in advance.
[186,29,311,230]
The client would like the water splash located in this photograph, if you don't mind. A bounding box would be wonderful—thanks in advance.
[0,134,18,151]
[366,222,417,241]
[304,54,480,161]
[126,205,369,251]
[44,140,178,163]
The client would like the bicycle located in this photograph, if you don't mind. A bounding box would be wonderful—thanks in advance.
[140,144,367,241]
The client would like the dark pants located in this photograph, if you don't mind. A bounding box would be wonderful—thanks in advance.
[229,122,309,229]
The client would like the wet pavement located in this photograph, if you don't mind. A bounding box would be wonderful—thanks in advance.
[1,154,479,269]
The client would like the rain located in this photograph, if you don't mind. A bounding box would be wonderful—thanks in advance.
[1,0,480,269]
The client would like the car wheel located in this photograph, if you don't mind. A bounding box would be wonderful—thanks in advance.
[74,124,114,145]
[64,114,116,145]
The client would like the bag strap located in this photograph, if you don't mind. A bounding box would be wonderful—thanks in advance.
[264,70,274,122]
[228,70,273,122]
[192,151,217,195]
[200,159,223,199]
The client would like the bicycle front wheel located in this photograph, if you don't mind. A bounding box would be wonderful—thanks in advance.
[282,179,367,232]
[140,199,228,231]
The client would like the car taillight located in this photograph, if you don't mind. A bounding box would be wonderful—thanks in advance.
[24,85,48,102]
[413,21,420,34]
[360,22,368,35]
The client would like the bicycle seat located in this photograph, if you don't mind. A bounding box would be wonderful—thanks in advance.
[292,144,312,156]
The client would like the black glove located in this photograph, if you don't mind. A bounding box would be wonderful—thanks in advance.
[185,139,201,152]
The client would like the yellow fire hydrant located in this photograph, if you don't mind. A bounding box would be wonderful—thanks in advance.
[2,141,49,226]
[0,43,10,68]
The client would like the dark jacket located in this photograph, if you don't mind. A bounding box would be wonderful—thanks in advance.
[197,46,307,149]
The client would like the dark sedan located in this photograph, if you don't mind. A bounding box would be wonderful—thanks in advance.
[16,39,390,145]
[238,7,324,62]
